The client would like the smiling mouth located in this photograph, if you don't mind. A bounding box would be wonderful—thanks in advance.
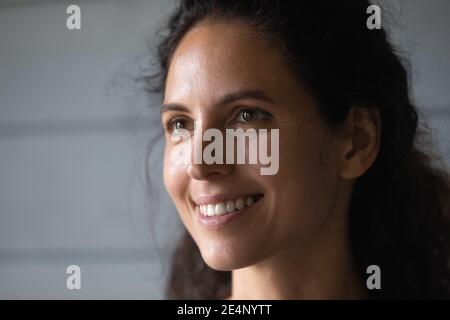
[197,193,264,217]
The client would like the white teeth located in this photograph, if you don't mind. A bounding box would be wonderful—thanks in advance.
[215,203,227,215]
[207,204,215,216]
[236,198,245,210]
[198,196,259,217]
[226,200,236,213]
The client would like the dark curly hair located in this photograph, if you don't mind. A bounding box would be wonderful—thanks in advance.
[145,0,450,299]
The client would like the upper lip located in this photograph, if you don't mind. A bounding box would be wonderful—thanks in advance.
[193,193,263,206]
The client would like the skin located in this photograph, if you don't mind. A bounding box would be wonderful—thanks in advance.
[161,20,380,299]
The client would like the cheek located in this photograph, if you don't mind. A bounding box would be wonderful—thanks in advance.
[263,128,338,238]
[163,142,190,204]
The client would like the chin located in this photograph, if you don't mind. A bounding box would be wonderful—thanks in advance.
[198,239,262,271]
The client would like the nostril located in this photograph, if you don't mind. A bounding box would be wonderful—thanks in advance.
[187,162,233,181]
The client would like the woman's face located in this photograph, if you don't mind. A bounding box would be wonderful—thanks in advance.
[162,21,344,270]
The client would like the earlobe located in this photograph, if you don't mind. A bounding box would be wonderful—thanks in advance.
[338,107,380,179]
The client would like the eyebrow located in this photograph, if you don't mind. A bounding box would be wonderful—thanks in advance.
[161,89,275,115]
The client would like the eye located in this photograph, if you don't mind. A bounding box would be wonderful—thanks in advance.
[237,108,272,123]
[165,117,193,133]
[173,119,185,130]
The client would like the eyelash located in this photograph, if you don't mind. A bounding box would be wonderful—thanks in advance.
[163,107,273,133]
[165,117,191,133]
[235,107,273,124]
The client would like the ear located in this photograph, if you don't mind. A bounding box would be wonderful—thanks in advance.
[338,106,381,179]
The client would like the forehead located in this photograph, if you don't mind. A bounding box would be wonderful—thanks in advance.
[164,21,294,104]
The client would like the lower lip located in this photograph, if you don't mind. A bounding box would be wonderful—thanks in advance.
[196,201,260,230]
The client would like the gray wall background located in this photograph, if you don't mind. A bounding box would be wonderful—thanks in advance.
[0,0,449,299]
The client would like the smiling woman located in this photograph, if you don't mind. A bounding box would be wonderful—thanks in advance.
[145,0,450,299]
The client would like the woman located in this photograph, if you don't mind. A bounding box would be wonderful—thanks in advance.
[147,0,450,299]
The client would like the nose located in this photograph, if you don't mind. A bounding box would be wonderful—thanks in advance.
[186,119,233,180]
[187,162,233,180]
